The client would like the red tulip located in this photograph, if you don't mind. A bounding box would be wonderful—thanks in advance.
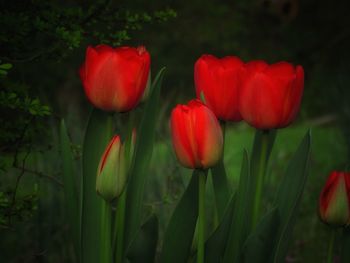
[239,60,304,129]
[319,171,350,226]
[194,55,244,122]
[170,99,223,169]
[79,45,150,112]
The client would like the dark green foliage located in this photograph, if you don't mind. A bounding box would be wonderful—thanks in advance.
[127,215,159,263]
[160,170,200,263]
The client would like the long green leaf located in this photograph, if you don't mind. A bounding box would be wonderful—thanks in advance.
[124,68,166,249]
[126,215,159,263]
[204,193,236,263]
[241,208,280,263]
[160,170,200,263]
[223,150,250,263]
[271,130,311,262]
[81,109,114,263]
[59,120,80,260]
[211,159,230,221]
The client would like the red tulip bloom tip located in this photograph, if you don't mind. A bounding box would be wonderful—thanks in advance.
[79,45,151,112]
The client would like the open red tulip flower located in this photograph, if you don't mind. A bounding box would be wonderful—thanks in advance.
[319,171,350,227]
[79,45,150,112]
[194,55,244,122]
[239,60,304,129]
[170,99,223,169]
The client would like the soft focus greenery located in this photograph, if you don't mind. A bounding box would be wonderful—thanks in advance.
[0,0,349,262]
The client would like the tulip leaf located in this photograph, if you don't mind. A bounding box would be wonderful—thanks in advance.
[126,214,159,263]
[160,170,200,263]
[247,129,277,231]
[241,208,280,263]
[271,130,311,262]
[341,227,350,262]
[124,67,166,248]
[204,192,236,263]
[59,119,80,260]
[211,158,230,221]
[81,109,114,263]
[223,150,251,263]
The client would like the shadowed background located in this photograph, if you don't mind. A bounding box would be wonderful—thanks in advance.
[0,0,349,262]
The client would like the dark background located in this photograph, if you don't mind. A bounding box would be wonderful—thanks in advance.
[0,0,349,262]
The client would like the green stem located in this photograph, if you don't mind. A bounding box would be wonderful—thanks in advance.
[115,190,126,263]
[198,171,207,263]
[101,200,112,263]
[251,130,269,228]
[327,229,336,263]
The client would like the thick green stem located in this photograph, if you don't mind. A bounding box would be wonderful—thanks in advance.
[251,130,269,228]
[327,229,336,263]
[101,200,112,263]
[198,171,207,263]
[115,190,126,263]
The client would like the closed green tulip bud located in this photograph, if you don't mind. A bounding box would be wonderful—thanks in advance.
[96,135,127,202]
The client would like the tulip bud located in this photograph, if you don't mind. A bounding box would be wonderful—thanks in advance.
[319,171,350,227]
[96,136,129,202]
[170,99,223,169]
[239,60,304,129]
[79,45,150,112]
[195,55,244,122]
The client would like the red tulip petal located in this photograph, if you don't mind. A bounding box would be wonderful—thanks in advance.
[170,105,196,168]
[194,55,243,121]
[98,135,121,173]
[192,101,223,168]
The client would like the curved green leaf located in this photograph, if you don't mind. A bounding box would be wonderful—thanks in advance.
[160,170,200,263]
[271,130,311,262]
[223,150,250,263]
[126,215,159,263]
[241,208,280,263]
[124,68,166,249]
[204,193,236,263]
[211,158,230,221]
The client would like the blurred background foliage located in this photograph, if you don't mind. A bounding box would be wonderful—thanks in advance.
[0,0,349,262]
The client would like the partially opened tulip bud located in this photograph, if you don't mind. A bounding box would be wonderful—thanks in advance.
[170,99,223,169]
[96,136,130,202]
[194,55,244,122]
[239,60,304,129]
[319,171,350,227]
[79,45,150,112]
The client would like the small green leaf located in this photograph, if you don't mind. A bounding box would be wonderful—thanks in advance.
[271,130,311,262]
[223,150,250,263]
[126,215,159,263]
[160,170,200,263]
[0,63,12,70]
[241,208,280,263]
